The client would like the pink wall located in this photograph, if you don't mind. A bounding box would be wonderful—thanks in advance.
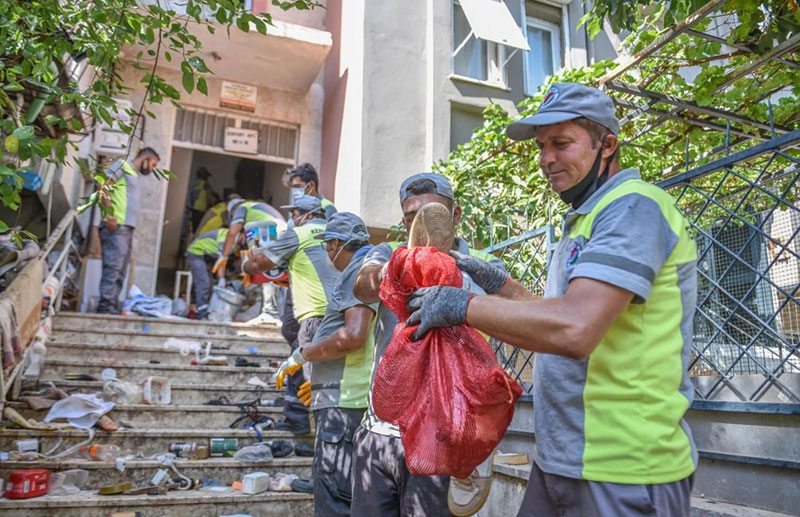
[319,0,344,202]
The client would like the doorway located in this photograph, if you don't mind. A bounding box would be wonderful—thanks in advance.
[156,147,291,295]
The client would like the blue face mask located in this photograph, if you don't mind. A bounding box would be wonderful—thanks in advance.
[290,186,307,203]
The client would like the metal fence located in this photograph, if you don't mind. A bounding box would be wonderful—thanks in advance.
[481,131,800,403]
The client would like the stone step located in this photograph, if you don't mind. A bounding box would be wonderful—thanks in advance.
[54,311,282,340]
[0,457,313,488]
[0,488,313,517]
[0,428,313,456]
[43,359,275,385]
[50,326,282,349]
[50,380,282,406]
[45,341,286,365]
[9,403,285,430]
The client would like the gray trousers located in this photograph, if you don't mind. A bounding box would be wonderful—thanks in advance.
[186,253,212,319]
[351,426,452,517]
[97,225,133,314]
[516,460,693,517]
[313,406,366,517]
[260,282,280,318]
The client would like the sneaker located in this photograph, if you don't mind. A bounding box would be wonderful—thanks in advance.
[243,312,283,327]
[408,202,454,252]
[447,455,494,517]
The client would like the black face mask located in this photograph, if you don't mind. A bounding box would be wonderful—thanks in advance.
[558,135,615,209]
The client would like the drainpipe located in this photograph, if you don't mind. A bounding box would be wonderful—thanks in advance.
[582,0,594,65]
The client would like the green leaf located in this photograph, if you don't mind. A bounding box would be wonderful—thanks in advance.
[12,126,35,141]
[0,220,9,233]
[182,70,195,94]
[197,76,208,95]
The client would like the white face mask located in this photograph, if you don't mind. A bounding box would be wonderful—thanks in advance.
[326,237,355,270]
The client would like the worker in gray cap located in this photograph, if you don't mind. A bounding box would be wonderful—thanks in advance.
[351,172,528,517]
[244,194,341,435]
[405,83,699,516]
[278,212,376,516]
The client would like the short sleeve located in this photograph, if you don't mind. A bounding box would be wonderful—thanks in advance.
[335,260,378,313]
[261,228,300,265]
[361,242,394,268]
[106,160,125,182]
[230,205,247,226]
[570,194,679,303]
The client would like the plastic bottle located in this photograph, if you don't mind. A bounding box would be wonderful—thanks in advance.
[78,444,122,461]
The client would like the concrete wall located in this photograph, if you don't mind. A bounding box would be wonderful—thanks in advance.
[321,0,622,231]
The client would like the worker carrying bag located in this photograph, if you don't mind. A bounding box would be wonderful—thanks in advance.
[373,246,522,478]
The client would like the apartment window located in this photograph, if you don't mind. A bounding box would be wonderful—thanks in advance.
[525,17,562,95]
[452,0,529,86]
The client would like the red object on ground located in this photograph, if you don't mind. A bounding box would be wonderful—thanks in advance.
[4,469,50,499]
[373,246,522,478]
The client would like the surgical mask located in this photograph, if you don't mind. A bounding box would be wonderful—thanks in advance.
[326,237,355,270]
[139,163,154,176]
[290,185,308,203]
[558,135,615,209]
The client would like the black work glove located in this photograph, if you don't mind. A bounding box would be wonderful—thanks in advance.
[449,250,509,294]
[406,286,473,341]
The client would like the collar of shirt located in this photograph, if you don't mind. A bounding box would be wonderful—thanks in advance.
[562,167,641,228]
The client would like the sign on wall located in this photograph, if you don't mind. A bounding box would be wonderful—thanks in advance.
[220,81,257,112]
[223,127,259,154]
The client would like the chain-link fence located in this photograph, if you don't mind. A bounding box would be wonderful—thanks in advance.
[480,225,556,393]
[479,132,800,403]
[659,131,800,403]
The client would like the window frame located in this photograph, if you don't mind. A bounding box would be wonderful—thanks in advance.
[523,16,562,96]
[451,0,511,88]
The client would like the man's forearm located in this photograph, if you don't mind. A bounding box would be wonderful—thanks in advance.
[245,253,276,275]
[353,263,383,304]
[494,278,538,301]
[465,278,634,359]
[220,223,243,258]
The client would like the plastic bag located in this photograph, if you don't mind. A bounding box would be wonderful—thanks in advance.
[373,246,522,478]
[232,443,274,462]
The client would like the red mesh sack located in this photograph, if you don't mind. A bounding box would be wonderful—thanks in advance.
[373,246,522,478]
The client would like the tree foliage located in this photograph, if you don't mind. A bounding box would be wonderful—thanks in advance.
[0,0,319,240]
[436,1,800,247]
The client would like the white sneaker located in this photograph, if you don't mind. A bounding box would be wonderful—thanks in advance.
[243,313,282,327]
[448,455,494,517]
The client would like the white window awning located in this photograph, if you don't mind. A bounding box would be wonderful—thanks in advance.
[459,0,530,51]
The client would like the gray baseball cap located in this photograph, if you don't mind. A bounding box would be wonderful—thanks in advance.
[506,83,619,141]
[399,173,454,205]
[281,194,323,214]
[315,212,371,243]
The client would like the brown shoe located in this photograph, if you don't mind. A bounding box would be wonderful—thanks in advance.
[408,202,454,252]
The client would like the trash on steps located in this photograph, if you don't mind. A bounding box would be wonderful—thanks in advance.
[290,477,314,494]
[294,441,314,457]
[48,469,89,496]
[142,376,171,404]
[44,393,115,429]
[78,444,123,461]
[192,341,228,366]
[242,472,271,494]
[4,469,49,499]
[209,437,238,457]
[98,481,133,495]
[163,337,202,356]
[17,385,69,410]
[268,440,293,458]
[271,472,297,492]
[233,443,273,462]
[102,378,143,405]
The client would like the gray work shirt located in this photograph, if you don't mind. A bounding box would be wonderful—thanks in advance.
[309,246,377,411]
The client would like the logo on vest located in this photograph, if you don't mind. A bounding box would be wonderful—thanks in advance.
[566,243,581,270]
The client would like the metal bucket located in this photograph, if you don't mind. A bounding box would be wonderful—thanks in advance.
[244,220,278,249]
[207,286,246,322]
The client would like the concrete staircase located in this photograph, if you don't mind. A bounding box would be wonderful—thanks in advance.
[0,312,314,517]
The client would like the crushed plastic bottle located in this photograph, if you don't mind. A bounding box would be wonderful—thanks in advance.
[79,444,122,461]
